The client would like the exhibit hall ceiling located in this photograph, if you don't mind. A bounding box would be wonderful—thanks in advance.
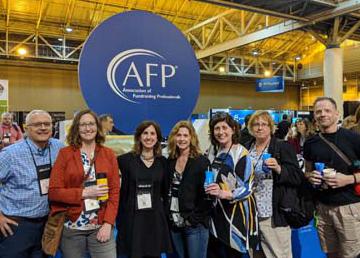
[1,0,360,79]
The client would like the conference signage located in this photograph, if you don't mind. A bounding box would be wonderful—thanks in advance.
[79,11,200,135]
[0,80,8,112]
[256,76,284,92]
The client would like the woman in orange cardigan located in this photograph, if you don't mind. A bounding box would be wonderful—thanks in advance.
[49,109,120,258]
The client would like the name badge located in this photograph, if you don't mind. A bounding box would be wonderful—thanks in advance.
[136,183,153,210]
[83,181,100,213]
[170,197,179,212]
[36,163,51,196]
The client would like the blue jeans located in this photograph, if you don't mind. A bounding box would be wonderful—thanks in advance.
[0,218,46,258]
[170,224,209,258]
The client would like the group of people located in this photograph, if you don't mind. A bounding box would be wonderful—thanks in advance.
[0,96,360,258]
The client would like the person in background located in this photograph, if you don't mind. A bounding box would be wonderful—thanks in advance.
[99,114,126,135]
[167,121,210,258]
[240,114,254,145]
[0,110,63,258]
[49,109,120,258]
[275,114,291,140]
[341,115,356,129]
[304,97,360,258]
[244,110,303,258]
[116,121,172,258]
[0,112,23,150]
[286,118,314,155]
[99,114,116,135]
[350,105,360,134]
[205,113,259,258]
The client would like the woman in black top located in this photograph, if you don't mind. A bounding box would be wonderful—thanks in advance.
[167,121,210,258]
[116,121,172,258]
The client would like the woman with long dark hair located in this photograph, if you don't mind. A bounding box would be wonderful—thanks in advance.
[116,121,172,258]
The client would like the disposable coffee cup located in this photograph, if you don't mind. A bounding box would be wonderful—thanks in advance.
[323,168,336,178]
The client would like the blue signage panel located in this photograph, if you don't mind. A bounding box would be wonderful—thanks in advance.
[79,11,200,135]
[256,76,284,92]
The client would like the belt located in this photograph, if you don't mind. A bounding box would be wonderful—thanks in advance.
[6,215,48,223]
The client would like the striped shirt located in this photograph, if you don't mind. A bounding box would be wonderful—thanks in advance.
[0,138,63,218]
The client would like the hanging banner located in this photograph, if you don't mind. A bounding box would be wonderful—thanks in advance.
[0,80,8,112]
[79,11,200,135]
[256,76,284,92]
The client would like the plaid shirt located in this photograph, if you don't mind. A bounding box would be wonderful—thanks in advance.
[0,138,63,218]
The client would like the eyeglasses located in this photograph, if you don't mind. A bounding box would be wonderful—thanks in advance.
[253,123,269,128]
[79,122,97,129]
[27,122,52,128]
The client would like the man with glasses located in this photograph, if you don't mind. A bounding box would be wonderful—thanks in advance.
[0,110,64,258]
[0,112,23,150]
[304,97,360,258]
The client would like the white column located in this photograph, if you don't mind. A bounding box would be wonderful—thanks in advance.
[323,47,343,118]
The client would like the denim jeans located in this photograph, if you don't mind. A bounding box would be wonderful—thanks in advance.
[170,224,209,258]
[0,219,46,258]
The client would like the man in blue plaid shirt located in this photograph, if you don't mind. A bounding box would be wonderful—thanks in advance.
[0,110,64,258]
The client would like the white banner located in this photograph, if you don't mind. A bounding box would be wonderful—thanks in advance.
[0,80,8,101]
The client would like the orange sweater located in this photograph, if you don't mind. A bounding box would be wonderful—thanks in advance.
[48,145,120,225]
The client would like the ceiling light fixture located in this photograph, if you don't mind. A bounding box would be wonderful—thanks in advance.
[219,66,225,73]
[17,47,27,56]
[295,55,301,61]
[65,26,73,33]
[264,70,271,77]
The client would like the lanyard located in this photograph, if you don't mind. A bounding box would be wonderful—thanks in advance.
[25,139,51,168]
[214,143,233,169]
[250,142,269,170]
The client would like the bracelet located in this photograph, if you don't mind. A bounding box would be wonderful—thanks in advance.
[354,174,358,185]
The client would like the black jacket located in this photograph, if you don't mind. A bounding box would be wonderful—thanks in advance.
[167,155,211,228]
[245,137,303,226]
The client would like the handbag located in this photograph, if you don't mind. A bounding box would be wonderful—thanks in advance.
[42,151,97,256]
[41,211,66,256]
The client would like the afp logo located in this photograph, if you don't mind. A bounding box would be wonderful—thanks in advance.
[79,10,200,135]
[107,48,177,104]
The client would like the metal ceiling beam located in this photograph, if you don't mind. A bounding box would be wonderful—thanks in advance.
[195,0,360,59]
[339,19,360,43]
[309,0,337,7]
[36,0,45,30]
[195,0,310,22]
[196,20,304,59]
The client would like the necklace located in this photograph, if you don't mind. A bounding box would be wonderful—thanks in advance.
[141,154,154,161]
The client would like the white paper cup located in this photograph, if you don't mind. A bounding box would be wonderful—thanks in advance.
[323,168,336,178]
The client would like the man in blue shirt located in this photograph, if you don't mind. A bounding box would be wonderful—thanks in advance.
[0,110,64,258]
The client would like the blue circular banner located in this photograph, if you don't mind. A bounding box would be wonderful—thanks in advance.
[79,11,200,135]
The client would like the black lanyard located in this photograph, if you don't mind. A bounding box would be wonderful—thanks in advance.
[25,139,51,168]
[250,142,269,170]
[213,143,233,169]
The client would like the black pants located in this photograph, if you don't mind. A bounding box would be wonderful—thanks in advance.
[0,218,46,258]
[207,234,245,258]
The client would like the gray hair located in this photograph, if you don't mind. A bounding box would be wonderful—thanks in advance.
[25,110,52,125]
[1,112,12,119]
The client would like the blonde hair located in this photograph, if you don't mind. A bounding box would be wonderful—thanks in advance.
[168,121,201,159]
[248,110,275,135]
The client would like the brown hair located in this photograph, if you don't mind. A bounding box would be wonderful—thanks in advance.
[133,121,162,156]
[209,112,240,148]
[66,109,105,148]
[168,121,202,159]
[248,110,275,135]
